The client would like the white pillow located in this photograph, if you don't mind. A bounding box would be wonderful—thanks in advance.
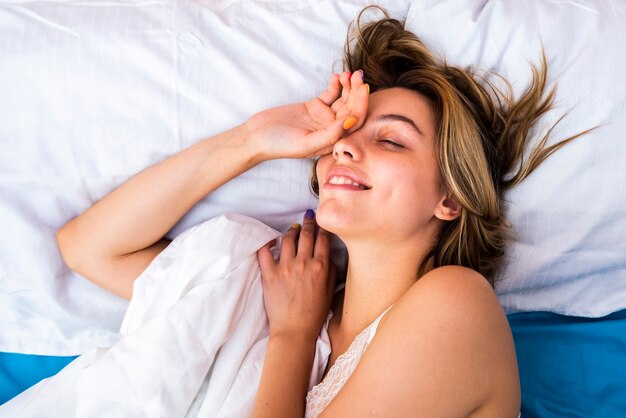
[406,0,626,317]
[0,0,411,355]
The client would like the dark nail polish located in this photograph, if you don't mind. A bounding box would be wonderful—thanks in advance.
[305,209,315,220]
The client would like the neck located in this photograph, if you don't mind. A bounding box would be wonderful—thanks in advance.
[335,235,431,335]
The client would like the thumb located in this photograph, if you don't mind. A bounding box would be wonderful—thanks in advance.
[257,243,277,278]
[304,116,358,157]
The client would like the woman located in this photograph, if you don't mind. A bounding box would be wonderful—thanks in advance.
[57,8,581,418]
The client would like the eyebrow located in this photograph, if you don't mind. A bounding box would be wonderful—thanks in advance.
[375,114,423,136]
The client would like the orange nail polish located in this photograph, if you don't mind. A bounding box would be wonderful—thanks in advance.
[291,223,301,229]
[365,83,370,94]
[343,117,357,130]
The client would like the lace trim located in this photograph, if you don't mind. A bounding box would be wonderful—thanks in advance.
[306,303,394,417]
[305,321,373,418]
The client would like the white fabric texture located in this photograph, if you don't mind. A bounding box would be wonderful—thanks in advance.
[305,306,390,418]
[406,0,626,317]
[0,0,410,355]
[0,214,332,417]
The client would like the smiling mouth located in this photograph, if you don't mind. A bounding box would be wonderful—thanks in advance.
[327,175,371,190]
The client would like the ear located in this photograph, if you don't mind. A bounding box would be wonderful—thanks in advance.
[434,193,461,221]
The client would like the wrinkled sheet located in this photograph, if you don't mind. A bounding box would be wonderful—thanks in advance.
[0,214,331,417]
[406,0,626,318]
[0,0,411,356]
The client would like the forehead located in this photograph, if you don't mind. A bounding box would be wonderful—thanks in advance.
[367,87,436,134]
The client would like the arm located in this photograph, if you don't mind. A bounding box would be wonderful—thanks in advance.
[251,71,369,417]
[253,212,335,418]
[57,126,255,299]
[254,329,318,415]
[57,71,368,300]
[252,72,369,418]
[319,266,521,418]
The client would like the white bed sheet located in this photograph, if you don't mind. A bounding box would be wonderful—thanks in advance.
[407,0,626,317]
[0,214,331,417]
[0,0,410,355]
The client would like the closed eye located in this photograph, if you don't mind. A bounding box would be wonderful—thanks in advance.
[379,138,404,149]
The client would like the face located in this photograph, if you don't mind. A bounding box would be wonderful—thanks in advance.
[316,87,454,245]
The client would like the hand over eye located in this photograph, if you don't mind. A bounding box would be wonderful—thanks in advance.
[319,70,369,130]
[244,71,369,161]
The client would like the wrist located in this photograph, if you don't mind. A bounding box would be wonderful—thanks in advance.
[240,118,272,166]
[228,122,264,168]
[268,329,319,347]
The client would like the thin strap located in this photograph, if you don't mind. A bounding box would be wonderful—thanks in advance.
[366,305,393,344]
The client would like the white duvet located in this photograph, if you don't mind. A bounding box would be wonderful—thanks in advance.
[0,214,331,417]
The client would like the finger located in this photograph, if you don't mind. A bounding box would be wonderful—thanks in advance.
[348,83,369,131]
[257,243,276,277]
[339,70,352,103]
[315,144,335,157]
[346,70,364,111]
[330,99,343,113]
[346,69,367,115]
[332,70,366,121]
[318,73,341,106]
[297,209,316,257]
[350,69,364,89]
[313,226,330,261]
[280,223,300,260]
[303,116,356,156]
[330,99,345,113]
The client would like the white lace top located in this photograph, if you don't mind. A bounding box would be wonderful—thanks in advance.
[304,306,391,418]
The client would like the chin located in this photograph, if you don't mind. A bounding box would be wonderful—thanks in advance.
[315,204,346,235]
[316,203,367,240]
[315,206,338,233]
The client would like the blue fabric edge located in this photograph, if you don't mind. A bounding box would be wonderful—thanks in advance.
[0,352,77,405]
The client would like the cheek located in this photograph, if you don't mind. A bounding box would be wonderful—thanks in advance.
[315,155,332,188]
[385,160,442,217]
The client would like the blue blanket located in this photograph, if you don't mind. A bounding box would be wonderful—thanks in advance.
[0,352,76,404]
[510,309,626,417]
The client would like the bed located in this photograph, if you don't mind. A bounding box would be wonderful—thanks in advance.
[1,0,625,416]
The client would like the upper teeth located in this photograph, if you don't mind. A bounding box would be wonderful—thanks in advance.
[329,176,366,189]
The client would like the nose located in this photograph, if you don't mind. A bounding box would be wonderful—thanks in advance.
[332,134,361,161]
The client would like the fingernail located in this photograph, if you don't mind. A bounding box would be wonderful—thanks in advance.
[343,116,357,130]
[365,83,370,94]
[305,209,315,220]
[291,223,301,229]
[359,70,364,81]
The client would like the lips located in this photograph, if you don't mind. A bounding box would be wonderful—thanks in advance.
[324,166,372,190]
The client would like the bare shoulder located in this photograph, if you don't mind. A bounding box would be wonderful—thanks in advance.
[380,265,507,340]
[382,265,520,416]
[388,265,514,360]
[320,266,520,417]
[400,265,500,316]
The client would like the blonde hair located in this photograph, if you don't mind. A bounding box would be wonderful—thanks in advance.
[313,7,591,285]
